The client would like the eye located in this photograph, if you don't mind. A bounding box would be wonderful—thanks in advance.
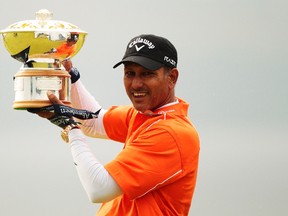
[141,71,156,78]
[124,71,135,78]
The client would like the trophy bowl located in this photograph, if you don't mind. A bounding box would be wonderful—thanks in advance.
[0,9,87,109]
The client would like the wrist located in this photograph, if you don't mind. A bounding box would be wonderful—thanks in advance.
[61,123,80,143]
[69,67,80,83]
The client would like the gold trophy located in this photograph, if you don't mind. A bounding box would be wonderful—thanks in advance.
[0,9,87,109]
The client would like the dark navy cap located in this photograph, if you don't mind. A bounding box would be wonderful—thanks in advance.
[113,34,177,70]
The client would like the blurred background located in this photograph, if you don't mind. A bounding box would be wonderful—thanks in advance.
[0,0,287,215]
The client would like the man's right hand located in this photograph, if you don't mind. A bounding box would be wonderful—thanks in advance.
[62,59,73,72]
[62,59,80,83]
[27,91,78,129]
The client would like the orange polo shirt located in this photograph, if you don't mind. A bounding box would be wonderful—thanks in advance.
[98,98,200,216]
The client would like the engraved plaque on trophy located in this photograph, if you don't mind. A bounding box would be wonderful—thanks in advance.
[0,9,87,109]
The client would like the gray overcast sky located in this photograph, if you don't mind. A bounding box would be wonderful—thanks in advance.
[0,0,287,215]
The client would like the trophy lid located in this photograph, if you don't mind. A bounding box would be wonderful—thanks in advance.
[0,9,87,64]
[0,9,87,34]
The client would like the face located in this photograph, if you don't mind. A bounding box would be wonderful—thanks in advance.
[123,62,178,113]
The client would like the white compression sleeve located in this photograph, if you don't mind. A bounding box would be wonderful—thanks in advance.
[69,129,122,203]
[70,80,107,138]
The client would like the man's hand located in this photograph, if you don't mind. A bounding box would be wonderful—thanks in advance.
[32,91,64,119]
[62,59,80,83]
[28,91,78,129]
[28,91,100,129]
[62,59,73,72]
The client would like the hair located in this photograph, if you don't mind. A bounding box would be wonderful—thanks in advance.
[163,65,174,75]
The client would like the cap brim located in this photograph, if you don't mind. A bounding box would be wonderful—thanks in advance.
[113,56,163,70]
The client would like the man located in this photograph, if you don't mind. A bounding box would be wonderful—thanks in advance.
[30,34,200,215]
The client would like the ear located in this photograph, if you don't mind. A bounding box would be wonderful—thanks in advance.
[168,68,179,87]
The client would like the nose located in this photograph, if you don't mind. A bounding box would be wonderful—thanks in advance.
[131,76,144,89]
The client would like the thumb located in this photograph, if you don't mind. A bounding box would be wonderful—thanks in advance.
[47,91,64,105]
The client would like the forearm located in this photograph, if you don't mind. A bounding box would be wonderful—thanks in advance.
[69,129,122,203]
[71,80,107,138]
[71,80,101,112]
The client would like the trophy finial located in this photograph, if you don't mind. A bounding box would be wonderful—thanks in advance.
[35,9,53,21]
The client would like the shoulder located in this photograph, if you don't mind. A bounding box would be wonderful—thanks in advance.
[105,105,136,120]
[145,114,200,152]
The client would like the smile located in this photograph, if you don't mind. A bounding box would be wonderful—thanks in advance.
[132,92,146,97]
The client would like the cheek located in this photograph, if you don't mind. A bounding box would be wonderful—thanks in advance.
[123,78,130,87]
[160,79,171,91]
[153,82,169,97]
[123,80,130,94]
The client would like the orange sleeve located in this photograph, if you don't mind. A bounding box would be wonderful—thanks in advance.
[103,105,135,143]
[105,126,183,199]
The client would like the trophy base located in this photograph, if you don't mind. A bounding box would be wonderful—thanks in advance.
[13,100,71,110]
[13,68,71,110]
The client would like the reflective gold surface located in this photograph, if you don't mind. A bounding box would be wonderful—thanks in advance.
[0,9,87,109]
[0,9,87,65]
[1,31,86,64]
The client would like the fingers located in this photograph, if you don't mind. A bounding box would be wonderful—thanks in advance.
[47,91,64,105]
[28,91,65,119]
[62,59,73,71]
[27,107,55,119]
[37,111,55,119]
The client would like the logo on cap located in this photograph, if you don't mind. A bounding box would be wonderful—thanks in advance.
[164,56,176,66]
[129,37,155,50]
[135,45,144,52]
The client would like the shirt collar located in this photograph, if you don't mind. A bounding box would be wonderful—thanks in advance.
[141,97,189,116]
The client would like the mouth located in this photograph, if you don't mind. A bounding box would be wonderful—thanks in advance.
[132,92,147,97]
[130,91,150,112]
